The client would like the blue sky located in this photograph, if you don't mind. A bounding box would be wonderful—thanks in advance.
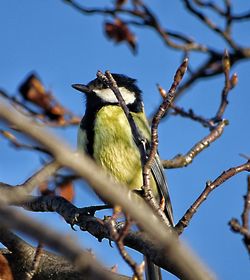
[1,1,250,279]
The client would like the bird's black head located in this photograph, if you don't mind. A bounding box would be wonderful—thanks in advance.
[72,73,143,113]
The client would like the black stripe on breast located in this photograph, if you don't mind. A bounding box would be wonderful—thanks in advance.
[79,114,95,157]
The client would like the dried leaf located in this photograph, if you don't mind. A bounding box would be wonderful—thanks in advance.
[0,254,14,280]
[19,74,66,121]
[58,181,75,202]
[104,19,137,53]
[19,74,50,108]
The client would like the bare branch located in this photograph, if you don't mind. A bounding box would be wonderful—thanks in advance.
[171,104,214,128]
[182,0,238,49]
[107,213,144,280]
[0,227,129,280]
[24,242,43,280]
[229,175,250,255]
[164,51,236,169]
[0,161,60,204]
[140,4,209,52]
[231,12,250,21]
[242,176,250,230]
[0,129,51,155]
[142,58,188,222]
[194,1,250,21]
[193,0,226,17]
[175,161,250,234]
[0,86,80,128]
[213,50,237,122]
[9,194,204,276]
[0,205,130,280]
[0,99,214,280]
[64,0,209,53]
[162,120,228,169]
[63,0,250,107]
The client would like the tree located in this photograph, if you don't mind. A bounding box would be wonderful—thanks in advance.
[0,1,249,279]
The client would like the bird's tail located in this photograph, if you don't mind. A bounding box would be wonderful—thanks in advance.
[144,256,162,280]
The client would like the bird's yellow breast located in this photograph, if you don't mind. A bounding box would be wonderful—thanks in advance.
[93,105,158,195]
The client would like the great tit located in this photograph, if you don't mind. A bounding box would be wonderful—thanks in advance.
[72,74,174,280]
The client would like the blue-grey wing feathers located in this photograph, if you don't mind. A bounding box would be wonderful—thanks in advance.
[151,154,174,226]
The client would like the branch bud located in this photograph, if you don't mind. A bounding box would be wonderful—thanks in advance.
[230,73,238,89]
[222,49,230,73]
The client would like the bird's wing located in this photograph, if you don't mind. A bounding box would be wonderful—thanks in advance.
[151,154,174,226]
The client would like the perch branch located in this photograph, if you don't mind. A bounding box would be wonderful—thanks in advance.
[142,58,188,223]
[162,120,228,169]
[0,99,214,280]
[229,175,250,255]
[0,161,60,204]
[175,161,250,234]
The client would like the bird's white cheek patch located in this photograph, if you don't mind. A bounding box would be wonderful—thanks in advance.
[94,87,136,104]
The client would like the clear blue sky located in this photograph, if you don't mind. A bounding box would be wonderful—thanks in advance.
[1,1,250,279]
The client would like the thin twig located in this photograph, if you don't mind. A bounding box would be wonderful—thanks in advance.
[0,89,41,117]
[182,0,238,49]
[242,176,250,230]
[174,51,238,126]
[64,0,209,53]
[0,161,60,204]
[228,175,250,255]
[213,50,235,121]
[64,0,250,105]
[194,0,226,17]
[107,212,144,280]
[224,0,232,34]
[231,12,250,21]
[0,89,80,128]
[162,120,228,169]
[175,161,250,235]
[171,104,214,129]
[141,4,209,52]
[142,58,188,222]
[0,129,51,155]
[25,242,43,280]
[164,51,236,169]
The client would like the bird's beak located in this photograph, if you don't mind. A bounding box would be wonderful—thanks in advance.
[71,84,92,94]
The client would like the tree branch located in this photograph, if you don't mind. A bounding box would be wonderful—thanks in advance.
[9,194,204,276]
[229,175,250,255]
[142,58,188,223]
[175,161,250,234]
[0,99,214,280]
[162,120,228,169]
[0,227,129,280]
[0,206,127,280]
[0,161,60,204]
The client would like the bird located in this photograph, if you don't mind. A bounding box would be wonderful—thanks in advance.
[72,73,174,280]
